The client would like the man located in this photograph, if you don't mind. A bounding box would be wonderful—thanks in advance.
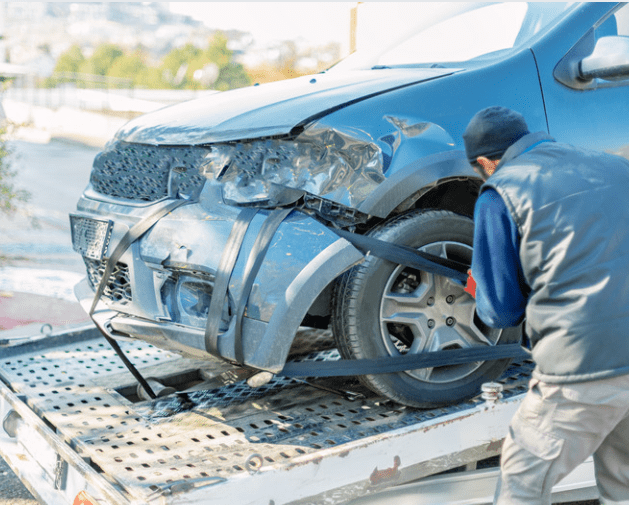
[463,106,629,505]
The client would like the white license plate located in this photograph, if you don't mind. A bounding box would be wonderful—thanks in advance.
[69,214,113,261]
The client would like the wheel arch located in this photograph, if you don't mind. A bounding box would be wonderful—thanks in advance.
[239,238,365,372]
[357,150,483,219]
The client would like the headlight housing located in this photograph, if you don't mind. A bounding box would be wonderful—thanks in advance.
[201,126,385,208]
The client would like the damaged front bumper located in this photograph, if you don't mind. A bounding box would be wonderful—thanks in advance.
[72,187,364,372]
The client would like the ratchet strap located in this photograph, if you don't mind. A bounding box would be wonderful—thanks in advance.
[89,198,193,399]
[278,344,530,377]
[233,208,293,363]
[330,228,469,283]
[204,207,259,355]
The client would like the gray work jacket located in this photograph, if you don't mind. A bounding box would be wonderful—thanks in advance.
[483,132,629,383]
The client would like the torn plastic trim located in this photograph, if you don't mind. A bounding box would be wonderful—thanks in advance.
[200,125,385,209]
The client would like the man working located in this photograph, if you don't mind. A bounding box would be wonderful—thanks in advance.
[463,106,629,505]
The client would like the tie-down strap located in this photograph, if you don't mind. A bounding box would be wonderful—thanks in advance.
[331,227,469,283]
[204,207,292,361]
[89,199,193,316]
[89,198,193,399]
[278,343,530,378]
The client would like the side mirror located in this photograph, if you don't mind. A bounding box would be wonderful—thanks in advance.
[579,36,629,82]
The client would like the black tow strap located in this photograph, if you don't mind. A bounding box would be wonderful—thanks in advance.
[204,207,259,355]
[331,228,469,283]
[90,201,528,387]
[90,198,193,399]
[233,208,293,363]
[279,344,531,377]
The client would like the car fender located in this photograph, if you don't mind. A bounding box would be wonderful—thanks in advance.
[217,238,364,371]
[358,150,479,218]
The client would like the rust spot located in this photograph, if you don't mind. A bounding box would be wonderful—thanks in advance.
[369,455,401,486]
[17,453,28,461]
[487,439,504,452]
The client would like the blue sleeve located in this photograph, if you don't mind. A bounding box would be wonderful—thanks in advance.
[472,189,529,328]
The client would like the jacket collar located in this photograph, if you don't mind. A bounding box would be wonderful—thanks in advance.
[495,131,556,171]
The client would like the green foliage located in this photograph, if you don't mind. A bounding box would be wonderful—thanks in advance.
[107,52,149,87]
[136,66,167,89]
[79,44,124,76]
[54,44,85,74]
[50,34,251,92]
[204,32,250,91]
[0,129,29,214]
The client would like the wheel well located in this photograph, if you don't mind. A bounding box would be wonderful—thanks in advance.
[392,179,482,219]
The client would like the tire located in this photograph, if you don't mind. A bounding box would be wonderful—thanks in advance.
[331,209,520,408]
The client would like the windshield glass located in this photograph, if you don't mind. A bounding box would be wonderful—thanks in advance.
[333,2,574,71]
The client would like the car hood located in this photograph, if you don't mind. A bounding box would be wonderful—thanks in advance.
[115,68,457,145]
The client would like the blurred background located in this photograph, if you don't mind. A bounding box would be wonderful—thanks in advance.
[0,2,443,144]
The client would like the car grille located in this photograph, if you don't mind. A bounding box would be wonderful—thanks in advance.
[84,258,133,303]
[90,141,209,202]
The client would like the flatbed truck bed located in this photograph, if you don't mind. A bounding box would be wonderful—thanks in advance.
[0,324,598,505]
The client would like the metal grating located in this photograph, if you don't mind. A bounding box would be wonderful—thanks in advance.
[0,330,534,502]
[84,257,132,303]
[90,141,208,202]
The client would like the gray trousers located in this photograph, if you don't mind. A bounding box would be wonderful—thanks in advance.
[494,373,629,505]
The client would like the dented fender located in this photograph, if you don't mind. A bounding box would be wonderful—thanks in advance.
[220,238,364,371]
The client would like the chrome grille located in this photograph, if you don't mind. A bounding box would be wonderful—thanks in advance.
[84,258,132,303]
[90,141,209,202]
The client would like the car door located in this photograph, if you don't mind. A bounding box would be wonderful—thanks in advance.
[535,3,629,160]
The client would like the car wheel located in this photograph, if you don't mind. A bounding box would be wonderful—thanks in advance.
[331,209,520,408]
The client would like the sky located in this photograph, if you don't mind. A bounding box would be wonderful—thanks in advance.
[168,2,355,52]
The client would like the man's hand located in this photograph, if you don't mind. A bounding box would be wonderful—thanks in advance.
[464,269,476,298]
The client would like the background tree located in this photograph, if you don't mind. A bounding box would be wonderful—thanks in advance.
[0,130,29,214]
[107,50,149,88]
[53,44,85,74]
[79,43,124,77]
[203,32,250,91]
[160,43,201,88]
[49,35,253,91]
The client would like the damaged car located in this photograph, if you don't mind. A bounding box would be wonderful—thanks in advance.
[71,2,629,407]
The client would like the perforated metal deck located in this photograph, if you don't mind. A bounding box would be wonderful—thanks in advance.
[0,326,533,504]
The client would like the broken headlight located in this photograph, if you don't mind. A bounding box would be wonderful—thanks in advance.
[201,126,385,208]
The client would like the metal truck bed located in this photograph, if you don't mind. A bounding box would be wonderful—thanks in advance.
[0,323,581,505]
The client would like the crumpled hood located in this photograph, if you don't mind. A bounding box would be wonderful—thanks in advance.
[115,68,456,145]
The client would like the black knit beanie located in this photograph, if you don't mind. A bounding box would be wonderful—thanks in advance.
[463,106,530,164]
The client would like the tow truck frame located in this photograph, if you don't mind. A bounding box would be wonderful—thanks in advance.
[0,323,599,505]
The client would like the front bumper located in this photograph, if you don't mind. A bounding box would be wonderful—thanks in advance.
[73,190,363,372]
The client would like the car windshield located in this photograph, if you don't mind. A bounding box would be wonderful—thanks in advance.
[332,2,575,71]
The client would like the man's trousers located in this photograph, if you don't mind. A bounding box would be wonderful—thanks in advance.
[494,373,629,505]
